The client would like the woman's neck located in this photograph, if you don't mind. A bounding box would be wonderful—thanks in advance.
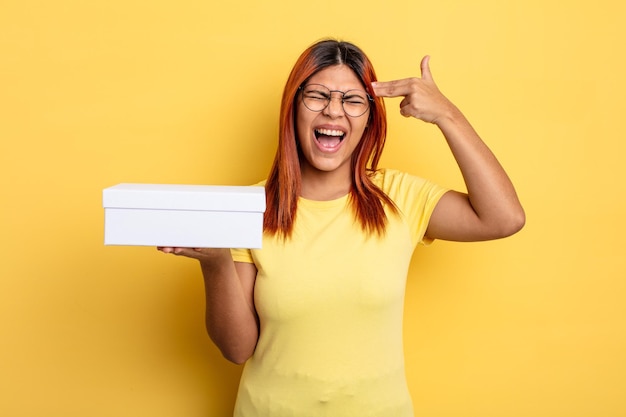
[300,165,352,201]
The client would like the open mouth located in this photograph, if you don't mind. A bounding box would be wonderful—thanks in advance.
[314,128,345,149]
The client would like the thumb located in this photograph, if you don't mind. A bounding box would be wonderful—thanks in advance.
[420,55,433,81]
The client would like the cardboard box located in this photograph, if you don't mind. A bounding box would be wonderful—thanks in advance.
[103,183,266,248]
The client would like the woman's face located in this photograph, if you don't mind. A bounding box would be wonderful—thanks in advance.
[296,64,370,178]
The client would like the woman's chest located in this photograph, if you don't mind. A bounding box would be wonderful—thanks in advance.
[252,209,415,321]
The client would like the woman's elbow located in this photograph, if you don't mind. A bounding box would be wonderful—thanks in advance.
[497,206,526,238]
[222,349,253,365]
[209,331,256,365]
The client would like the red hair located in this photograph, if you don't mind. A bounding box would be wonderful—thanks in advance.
[264,39,397,239]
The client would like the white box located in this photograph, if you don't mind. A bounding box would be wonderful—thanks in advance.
[103,183,266,248]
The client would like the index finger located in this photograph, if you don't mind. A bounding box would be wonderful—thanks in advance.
[371,78,414,98]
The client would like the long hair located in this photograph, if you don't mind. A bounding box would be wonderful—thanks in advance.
[264,39,397,239]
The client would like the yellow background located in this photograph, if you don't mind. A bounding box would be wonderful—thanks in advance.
[1,0,624,415]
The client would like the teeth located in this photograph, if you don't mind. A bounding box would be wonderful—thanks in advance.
[316,128,345,137]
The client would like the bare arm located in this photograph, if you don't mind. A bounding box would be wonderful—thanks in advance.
[158,247,258,364]
[373,56,525,241]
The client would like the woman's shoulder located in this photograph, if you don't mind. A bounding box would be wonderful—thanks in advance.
[372,168,448,205]
[371,168,428,191]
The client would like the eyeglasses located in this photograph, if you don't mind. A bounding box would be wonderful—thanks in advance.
[300,84,372,117]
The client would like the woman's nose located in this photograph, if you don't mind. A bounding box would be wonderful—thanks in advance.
[323,96,345,117]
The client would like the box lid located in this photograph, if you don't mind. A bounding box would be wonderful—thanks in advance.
[103,183,266,212]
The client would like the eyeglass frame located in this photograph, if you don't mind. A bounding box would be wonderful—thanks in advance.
[298,83,374,118]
